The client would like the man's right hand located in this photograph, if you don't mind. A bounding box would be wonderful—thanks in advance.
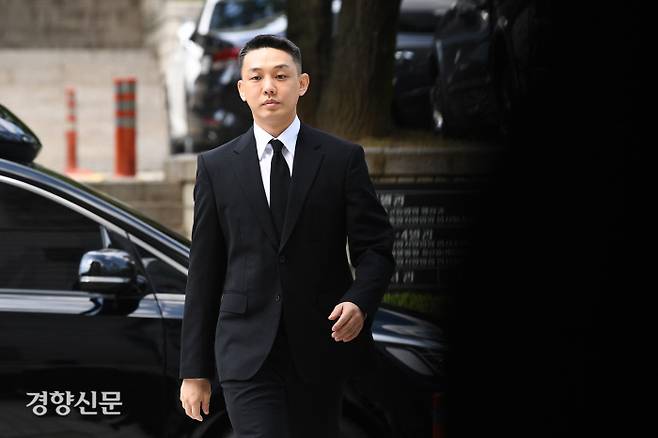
[180,378,211,421]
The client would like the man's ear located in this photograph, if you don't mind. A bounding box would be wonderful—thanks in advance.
[298,73,310,97]
[237,80,246,101]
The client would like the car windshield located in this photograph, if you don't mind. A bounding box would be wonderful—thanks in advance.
[209,0,285,32]
[32,162,191,248]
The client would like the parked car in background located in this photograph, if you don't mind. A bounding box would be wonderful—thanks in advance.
[0,103,445,437]
[173,0,286,153]
[429,0,498,135]
[489,0,552,138]
[392,0,453,129]
[173,0,453,154]
[429,0,551,137]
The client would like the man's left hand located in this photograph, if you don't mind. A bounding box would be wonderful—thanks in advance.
[328,302,365,342]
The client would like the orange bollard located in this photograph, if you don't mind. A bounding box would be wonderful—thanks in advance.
[114,78,137,176]
[65,87,77,172]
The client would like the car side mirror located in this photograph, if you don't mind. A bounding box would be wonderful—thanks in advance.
[78,248,140,295]
[190,30,207,47]
[0,103,42,163]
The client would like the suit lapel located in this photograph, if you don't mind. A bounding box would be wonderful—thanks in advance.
[279,124,324,251]
[231,127,279,251]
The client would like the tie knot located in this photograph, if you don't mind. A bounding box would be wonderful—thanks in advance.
[270,139,284,154]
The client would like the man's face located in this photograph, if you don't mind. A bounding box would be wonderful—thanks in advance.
[237,47,309,130]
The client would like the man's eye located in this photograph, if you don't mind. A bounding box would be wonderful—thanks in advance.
[250,76,261,81]
[277,75,287,80]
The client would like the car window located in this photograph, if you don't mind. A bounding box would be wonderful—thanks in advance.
[397,0,453,33]
[209,0,285,32]
[32,163,191,250]
[398,9,442,33]
[0,181,103,291]
[131,242,187,295]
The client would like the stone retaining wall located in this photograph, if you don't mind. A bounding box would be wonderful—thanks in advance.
[164,146,500,238]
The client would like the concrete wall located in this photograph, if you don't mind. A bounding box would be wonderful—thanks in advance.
[145,1,204,140]
[87,178,184,235]
[0,0,172,174]
[164,146,500,238]
[0,49,169,174]
[73,145,498,239]
[0,0,145,48]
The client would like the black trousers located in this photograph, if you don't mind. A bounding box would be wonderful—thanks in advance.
[220,317,345,438]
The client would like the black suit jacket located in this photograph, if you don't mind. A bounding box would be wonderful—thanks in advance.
[179,123,395,384]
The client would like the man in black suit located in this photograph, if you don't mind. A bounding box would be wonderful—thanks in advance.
[179,35,395,437]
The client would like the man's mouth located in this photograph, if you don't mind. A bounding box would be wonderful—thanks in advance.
[262,100,280,106]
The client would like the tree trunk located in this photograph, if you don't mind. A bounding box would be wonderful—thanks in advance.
[286,0,333,126]
[315,0,402,140]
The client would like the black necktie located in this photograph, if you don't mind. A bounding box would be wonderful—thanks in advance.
[269,139,290,240]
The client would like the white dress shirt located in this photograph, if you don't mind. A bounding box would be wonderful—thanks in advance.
[253,115,300,207]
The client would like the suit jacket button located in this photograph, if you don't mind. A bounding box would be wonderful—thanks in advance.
[275,294,281,302]
[279,255,286,264]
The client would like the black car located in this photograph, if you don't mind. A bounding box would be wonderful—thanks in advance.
[392,0,453,129]
[0,104,444,437]
[429,0,499,136]
[489,0,552,139]
[429,0,551,137]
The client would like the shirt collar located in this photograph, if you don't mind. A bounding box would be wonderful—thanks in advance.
[253,115,300,161]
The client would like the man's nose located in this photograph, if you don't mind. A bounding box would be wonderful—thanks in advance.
[262,76,276,95]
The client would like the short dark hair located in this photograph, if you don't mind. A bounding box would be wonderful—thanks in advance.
[238,34,302,74]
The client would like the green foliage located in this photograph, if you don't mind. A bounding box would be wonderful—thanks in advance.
[382,291,448,321]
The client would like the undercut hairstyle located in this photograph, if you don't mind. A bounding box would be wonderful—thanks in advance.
[238,34,303,74]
